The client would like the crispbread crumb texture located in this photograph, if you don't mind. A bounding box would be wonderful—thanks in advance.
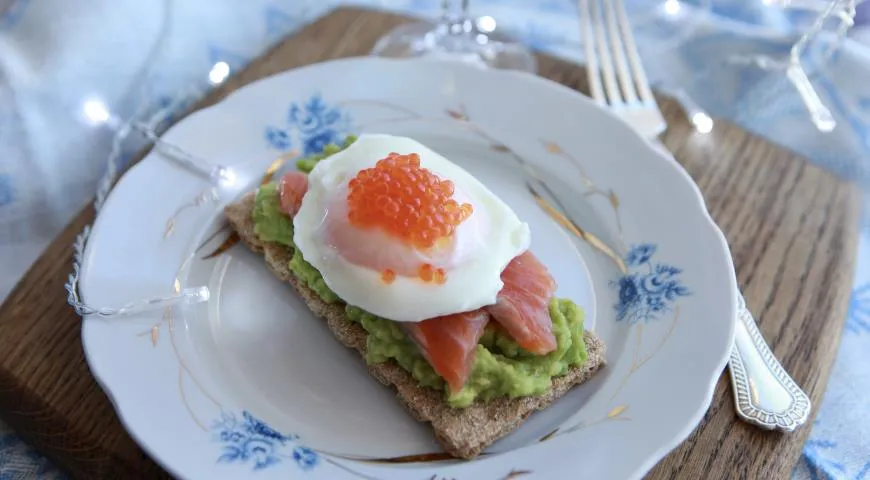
[224,193,606,459]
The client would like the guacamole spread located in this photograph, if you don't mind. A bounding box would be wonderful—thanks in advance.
[253,138,588,408]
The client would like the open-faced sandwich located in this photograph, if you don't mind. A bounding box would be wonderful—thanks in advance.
[224,134,605,459]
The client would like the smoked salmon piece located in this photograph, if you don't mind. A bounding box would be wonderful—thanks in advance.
[278,171,309,217]
[405,310,490,393]
[403,251,556,392]
[486,251,558,355]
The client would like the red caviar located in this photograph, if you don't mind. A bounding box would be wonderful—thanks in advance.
[433,268,447,285]
[419,263,434,283]
[347,152,473,253]
[380,269,396,284]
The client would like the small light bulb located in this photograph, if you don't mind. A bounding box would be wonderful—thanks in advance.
[692,112,714,133]
[83,99,111,124]
[209,62,231,85]
[214,166,237,186]
[477,16,496,33]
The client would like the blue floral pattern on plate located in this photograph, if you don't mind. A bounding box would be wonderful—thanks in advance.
[611,244,691,323]
[266,94,351,155]
[265,127,292,150]
[212,410,319,472]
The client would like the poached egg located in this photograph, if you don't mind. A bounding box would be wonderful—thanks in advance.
[293,134,530,322]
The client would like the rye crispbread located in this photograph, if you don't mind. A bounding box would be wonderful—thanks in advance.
[224,192,605,459]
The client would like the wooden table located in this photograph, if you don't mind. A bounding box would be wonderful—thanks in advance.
[0,8,859,480]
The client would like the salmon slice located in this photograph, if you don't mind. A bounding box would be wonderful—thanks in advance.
[404,310,490,393]
[485,251,558,355]
[404,251,556,393]
[278,171,309,217]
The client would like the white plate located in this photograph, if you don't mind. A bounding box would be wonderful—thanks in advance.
[77,57,737,480]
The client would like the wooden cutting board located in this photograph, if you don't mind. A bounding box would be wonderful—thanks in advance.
[0,7,859,480]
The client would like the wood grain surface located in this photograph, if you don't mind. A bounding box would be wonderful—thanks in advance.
[0,8,859,480]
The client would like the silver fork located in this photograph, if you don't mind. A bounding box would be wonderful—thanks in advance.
[579,0,811,432]
[579,0,665,139]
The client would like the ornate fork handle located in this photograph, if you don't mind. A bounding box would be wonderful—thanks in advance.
[728,294,811,431]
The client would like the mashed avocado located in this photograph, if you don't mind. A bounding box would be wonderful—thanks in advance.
[253,140,588,408]
[253,183,294,244]
[296,135,358,173]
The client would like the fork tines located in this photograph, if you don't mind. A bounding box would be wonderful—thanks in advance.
[579,0,666,139]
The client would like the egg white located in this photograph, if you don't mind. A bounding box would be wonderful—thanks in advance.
[293,134,530,322]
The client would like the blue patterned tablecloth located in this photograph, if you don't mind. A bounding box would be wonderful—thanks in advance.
[1,1,868,479]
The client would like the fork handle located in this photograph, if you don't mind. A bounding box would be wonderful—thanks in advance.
[728,294,811,431]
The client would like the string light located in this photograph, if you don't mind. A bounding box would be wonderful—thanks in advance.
[663,88,714,134]
[476,16,496,33]
[208,62,231,85]
[81,94,237,186]
[692,112,714,134]
[83,98,112,125]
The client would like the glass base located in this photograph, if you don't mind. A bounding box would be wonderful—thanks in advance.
[371,21,537,74]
